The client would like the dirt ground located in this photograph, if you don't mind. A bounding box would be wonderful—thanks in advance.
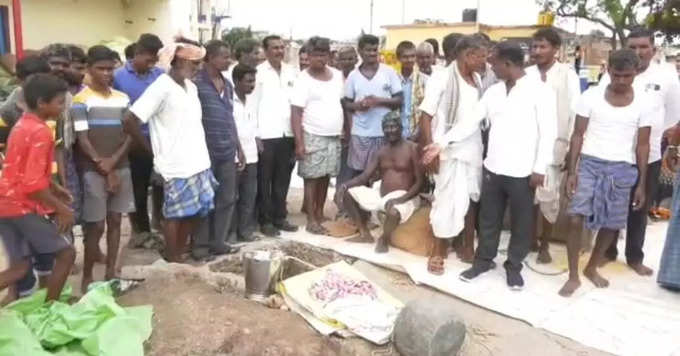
[2,186,610,356]
[118,274,380,356]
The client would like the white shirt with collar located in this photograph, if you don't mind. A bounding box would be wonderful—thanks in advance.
[252,60,296,139]
[233,94,258,164]
[600,62,680,163]
[481,75,558,178]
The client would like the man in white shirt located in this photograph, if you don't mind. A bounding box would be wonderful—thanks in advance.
[599,29,680,276]
[333,46,359,219]
[123,41,214,263]
[291,37,344,235]
[419,35,487,274]
[441,33,463,68]
[415,42,435,77]
[560,49,652,297]
[526,28,581,264]
[252,35,299,236]
[230,63,260,242]
[457,41,557,290]
[222,38,262,86]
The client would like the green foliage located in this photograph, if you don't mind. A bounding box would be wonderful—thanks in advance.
[538,0,645,47]
[222,26,254,48]
[647,0,680,41]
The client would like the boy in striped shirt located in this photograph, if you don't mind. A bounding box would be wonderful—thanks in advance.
[71,46,135,293]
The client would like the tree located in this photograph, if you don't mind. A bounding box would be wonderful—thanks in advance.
[222,27,254,48]
[539,0,648,48]
[647,0,680,42]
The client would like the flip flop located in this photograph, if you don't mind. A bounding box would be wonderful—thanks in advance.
[306,223,329,235]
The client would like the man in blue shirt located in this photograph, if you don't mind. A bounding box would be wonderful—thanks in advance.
[113,33,164,245]
[193,40,244,259]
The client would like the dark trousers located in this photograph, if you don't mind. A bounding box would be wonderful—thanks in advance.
[257,137,295,225]
[334,145,354,210]
[606,160,661,264]
[231,163,258,239]
[129,149,162,233]
[194,160,237,253]
[475,169,535,272]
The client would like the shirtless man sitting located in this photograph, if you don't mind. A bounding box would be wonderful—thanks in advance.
[335,112,423,253]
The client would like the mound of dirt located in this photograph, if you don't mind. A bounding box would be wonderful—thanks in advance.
[117,273,386,356]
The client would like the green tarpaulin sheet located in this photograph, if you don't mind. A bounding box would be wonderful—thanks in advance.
[0,282,152,356]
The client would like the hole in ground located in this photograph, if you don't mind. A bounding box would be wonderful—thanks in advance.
[208,241,356,280]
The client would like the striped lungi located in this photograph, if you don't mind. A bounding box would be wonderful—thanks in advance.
[163,169,218,219]
[568,155,638,231]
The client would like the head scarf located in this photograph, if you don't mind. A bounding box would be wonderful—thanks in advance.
[157,40,206,71]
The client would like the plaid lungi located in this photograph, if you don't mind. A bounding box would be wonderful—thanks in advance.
[347,135,384,171]
[298,132,341,179]
[568,155,638,230]
[163,169,217,219]
[658,174,680,289]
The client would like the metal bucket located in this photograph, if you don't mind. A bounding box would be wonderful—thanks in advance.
[243,249,284,302]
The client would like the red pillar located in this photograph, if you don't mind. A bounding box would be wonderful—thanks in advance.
[11,0,23,59]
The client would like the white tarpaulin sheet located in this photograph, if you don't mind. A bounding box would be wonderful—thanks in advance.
[278,221,680,356]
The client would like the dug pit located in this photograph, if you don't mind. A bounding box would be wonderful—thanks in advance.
[208,240,357,281]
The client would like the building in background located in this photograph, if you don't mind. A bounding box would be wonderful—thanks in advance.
[0,0,229,55]
[383,21,576,56]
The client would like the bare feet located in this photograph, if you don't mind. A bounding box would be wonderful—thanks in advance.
[456,247,474,264]
[105,270,120,281]
[628,262,654,276]
[584,268,609,288]
[348,231,374,243]
[81,276,93,294]
[558,278,581,297]
[537,244,552,264]
[375,237,389,253]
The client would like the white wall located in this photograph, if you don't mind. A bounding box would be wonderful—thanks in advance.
[122,0,175,44]
[21,0,127,49]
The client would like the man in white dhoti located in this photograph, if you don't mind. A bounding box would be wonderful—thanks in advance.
[419,35,488,274]
[525,27,581,264]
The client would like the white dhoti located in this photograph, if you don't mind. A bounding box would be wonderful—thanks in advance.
[348,186,420,223]
[430,157,482,238]
[535,164,564,223]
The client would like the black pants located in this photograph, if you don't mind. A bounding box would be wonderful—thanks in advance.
[129,149,162,233]
[257,137,295,225]
[475,169,534,272]
[606,160,661,264]
[334,145,353,211]
[231,163,258,239]
[194,160,237,253]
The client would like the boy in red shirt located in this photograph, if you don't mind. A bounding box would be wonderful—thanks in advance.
[0,73,75,303]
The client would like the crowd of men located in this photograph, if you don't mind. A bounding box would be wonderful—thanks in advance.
[0,24,679,306]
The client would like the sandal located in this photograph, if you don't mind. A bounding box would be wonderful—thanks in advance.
[427,255,445,276]
[306,223,329,236]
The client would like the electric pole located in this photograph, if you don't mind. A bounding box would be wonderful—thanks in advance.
[370,0,374,34]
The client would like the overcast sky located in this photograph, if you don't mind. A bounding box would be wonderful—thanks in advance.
[222,0,600,41]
